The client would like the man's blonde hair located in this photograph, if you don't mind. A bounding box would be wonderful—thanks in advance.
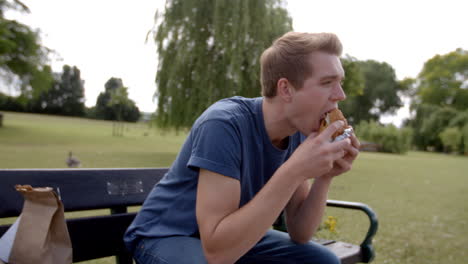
[260,32,343,97]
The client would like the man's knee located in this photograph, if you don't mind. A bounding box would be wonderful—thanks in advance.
[321,249,341,264]
[311,245,340,264]
[297,242,340,264]
[134,236,207,264]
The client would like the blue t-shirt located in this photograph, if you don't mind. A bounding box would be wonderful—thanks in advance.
[124,96,304,252]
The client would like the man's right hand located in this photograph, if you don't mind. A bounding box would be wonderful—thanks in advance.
[286,120,352,181]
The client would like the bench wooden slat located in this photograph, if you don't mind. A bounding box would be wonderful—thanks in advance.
[0,168,166,217]
[328,242,362,264]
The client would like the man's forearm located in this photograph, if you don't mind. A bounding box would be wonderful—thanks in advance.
[199,163,304,264]
[286,176,332,243]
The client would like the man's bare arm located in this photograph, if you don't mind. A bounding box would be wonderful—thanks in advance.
[285,177,332,243]
[196,166,303,264]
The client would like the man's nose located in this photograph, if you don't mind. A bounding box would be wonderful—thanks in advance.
[331,84,346,102]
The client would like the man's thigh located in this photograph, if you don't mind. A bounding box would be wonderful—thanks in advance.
[236,229,340,264]
[133,236,207,264]
[132,230,339,264]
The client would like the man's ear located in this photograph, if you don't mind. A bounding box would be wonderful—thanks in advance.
[277,78,294,102]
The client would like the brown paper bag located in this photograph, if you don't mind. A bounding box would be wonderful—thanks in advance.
[9,185,72,264]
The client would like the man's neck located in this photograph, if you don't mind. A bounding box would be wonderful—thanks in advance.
[262,97,296,148]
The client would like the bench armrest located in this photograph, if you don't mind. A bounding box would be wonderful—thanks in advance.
[326,199,378,263]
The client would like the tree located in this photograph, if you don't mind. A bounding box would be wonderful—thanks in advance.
[339,55,365,125]
[95,78,122,121]
[153,0,292,129]
[407,103,440,150]
[448,110,468,153]
[415,48,468,111]
[340,55,365,99]
[32,65,85,116]
[407,49,468,153]
[340,60,404,125]
[449,110,468,128]
[58,65,85,116]
[420,107,458,152]
[0,0,52,98]
[108,85,132,136]
[95,77,140,123]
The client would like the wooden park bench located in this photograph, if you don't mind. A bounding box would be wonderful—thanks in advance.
[0,168,378,264]
[359,141,382,152]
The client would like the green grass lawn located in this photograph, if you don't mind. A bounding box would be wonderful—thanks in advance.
[0,111,187,169]
[321,151,468,264]
[1,111,467,264]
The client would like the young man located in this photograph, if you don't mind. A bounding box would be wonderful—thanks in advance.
[124,32,360,264]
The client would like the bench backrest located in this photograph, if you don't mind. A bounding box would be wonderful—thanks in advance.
[0,168,168,263]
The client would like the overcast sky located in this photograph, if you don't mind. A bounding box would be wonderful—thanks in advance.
[6,0,468,126]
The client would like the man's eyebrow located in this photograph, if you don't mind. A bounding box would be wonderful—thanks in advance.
[319,75,344,81]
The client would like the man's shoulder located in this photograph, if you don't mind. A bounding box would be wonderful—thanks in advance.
[196,96,261,125]
[212,96,260,113]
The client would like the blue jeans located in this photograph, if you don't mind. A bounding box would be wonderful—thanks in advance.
[132,229,340,264]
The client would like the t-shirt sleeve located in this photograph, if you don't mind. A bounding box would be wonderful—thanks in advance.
[187,120,241,180]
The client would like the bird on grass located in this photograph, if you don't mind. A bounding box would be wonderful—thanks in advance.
[66,151,81,168]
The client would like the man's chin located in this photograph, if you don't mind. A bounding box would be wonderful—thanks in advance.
[303,128,319,137]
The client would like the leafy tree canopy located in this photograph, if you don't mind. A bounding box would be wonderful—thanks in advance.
[95,77,140,122]
[416,48,468,111]
[340,59,404,125]
[340,55,365,97]
[0,0,52,98]
[420,106,459,152]
[406,49,468,153]
[449,110,468,128]
[153,0,292,129]
[32,65,85,116]
[439,127,462,153]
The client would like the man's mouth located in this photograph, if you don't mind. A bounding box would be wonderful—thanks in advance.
[319,109,334,124]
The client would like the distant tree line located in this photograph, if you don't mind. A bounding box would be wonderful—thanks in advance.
[0,66,141,122]
[0,1,140,122]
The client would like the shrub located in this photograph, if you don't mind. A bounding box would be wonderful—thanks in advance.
[0,93,26,112]
[420,107,459,152]
[439,127,462,153]
[355,121,412,154]
[463,124,468,155]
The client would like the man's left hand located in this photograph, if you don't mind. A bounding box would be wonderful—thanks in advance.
[323,130,360,178]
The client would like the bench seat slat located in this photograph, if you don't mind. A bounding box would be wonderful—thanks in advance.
[327,242,362,264]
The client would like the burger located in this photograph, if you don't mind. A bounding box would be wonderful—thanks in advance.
[319,109,353,141]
